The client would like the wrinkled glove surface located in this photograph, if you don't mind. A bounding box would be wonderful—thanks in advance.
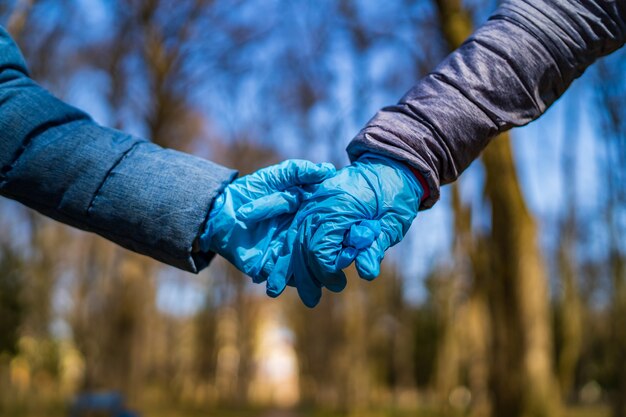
[199,160,336,283]
[266,154,423,307]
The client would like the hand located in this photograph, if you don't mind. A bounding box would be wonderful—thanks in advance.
[199,160,336,283]
[266,154,423,307]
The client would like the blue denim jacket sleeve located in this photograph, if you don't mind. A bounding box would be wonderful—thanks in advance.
[0,27,237,272]
[347,0,626,209]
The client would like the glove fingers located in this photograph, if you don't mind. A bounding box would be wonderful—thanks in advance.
[272,160,336,189]
[321,269,347,293]
[355,231,390,281]
[238,160,336,222]
[308,221,351,275]
[238,190,300,221]
[265,253,292,298]
[348,220,382,248]
[291,223,324,307]
[336,219,381,270]
[336,246,357,270]
[299,220,348,292]
[293,255,322,308]
[252,259,271,284]
[309,248,347,292]
[264,218,300,296]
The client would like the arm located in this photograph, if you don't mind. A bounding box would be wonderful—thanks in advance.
[0,26,237,272]
[273,0,626,307]
[347,0,626,208]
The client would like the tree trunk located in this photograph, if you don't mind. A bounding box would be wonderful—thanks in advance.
[482,140,559,417]
[610,253,626,417]
[555,93,583,400]
[595,59,626,417]
[433,1,559,416]
[556,240,582,398]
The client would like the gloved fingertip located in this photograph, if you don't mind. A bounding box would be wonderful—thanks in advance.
[258,259,275,282]
[336,246,357,270]
[359,219,382,236]
[325,276,347,293]
[266,286,285,298]
[357,263,380,281]
[346,226,375,250]
[355,250,381,281]
[345,220,382,250]
[296,281,322,308]
[265,253,293,297]
[302,294,322,308]
[252,275,268,284]
[300,162,337,184]
[266,275,288,297]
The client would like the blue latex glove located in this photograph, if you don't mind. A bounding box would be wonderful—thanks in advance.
[266,154,423,307]
[199,160,336,283]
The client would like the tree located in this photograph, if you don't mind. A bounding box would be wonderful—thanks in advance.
[595,56,626,417]
[0,244,23,357]
[433,1,559,416]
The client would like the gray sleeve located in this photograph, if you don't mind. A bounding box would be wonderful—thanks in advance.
[347,0,626,209]
[0,27,237,272]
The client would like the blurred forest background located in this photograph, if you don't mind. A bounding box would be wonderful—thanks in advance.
[0,0,625,416]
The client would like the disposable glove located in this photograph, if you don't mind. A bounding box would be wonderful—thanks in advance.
[266,154,424,307]
[198,160,336,283]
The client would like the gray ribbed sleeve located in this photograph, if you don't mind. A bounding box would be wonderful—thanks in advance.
[347,0,626,209]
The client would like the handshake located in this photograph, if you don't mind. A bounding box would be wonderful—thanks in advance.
[198,154,425,307]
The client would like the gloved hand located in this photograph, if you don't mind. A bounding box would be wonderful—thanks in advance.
[198,160,336,283]
[266,154,424,307]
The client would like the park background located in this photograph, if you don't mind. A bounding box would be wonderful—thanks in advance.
[1,0,626,416]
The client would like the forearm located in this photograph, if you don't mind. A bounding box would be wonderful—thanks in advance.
[0,27,237,272]
[348,0,626,209]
